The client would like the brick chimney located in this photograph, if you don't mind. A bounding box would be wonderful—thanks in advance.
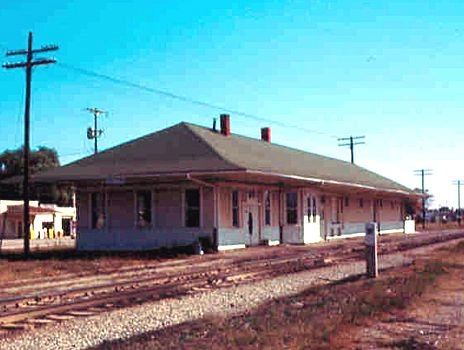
[220,114,230,136]
[261,127,271,142]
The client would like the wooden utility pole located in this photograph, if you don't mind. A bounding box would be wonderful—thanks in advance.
[414,169,432,230]
[338,135,365,164]
[85,108,106,154]
[452,180,463,226]
[2,32,58,258]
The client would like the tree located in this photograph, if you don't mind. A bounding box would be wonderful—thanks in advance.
[404,188,434,222]
[0,146,72,206]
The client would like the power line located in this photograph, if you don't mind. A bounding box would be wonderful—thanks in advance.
[414,169,433,230]
[337,135,365,164]
[2,32,58,258]
[56,63,340,139]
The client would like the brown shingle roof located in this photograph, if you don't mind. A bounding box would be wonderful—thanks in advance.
[34,122,413,194]
[35,123,241,181]
[186,123,412,193]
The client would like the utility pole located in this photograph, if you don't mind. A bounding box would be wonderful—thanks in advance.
[338,135,365,164]
[2,32,58,258]
[85,108,106,154]
[414,169,432,230]
[452,180,463,226]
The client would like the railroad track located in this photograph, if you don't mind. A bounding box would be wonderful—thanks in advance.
[1,230,463,338]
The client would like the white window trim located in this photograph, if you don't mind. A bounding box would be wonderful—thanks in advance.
[306,193,318,223]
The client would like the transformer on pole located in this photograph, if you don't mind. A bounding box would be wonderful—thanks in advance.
[85,107,106,154]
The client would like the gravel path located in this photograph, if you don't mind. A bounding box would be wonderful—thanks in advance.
[0,241,457,350]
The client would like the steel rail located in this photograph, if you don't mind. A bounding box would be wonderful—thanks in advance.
[1,230,463,336]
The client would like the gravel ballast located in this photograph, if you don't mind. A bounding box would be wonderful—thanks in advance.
[0,242,457,350]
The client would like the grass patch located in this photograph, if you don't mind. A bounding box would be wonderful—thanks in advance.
[91,259,451,350]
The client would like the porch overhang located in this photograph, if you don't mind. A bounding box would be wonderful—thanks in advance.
[193,169,417,199]
[34,168,417,199]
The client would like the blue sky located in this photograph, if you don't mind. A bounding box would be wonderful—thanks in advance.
[1,0,463,208]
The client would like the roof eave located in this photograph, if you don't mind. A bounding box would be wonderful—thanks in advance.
[244,170,416,197]
[32,167,416,197]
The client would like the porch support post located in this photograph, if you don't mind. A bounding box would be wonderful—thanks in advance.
[213,186,219,249]
[133,190,137,229]
[200,186,204,228]
[279,186,284,243]
[151,189,156,230]
[104,187,109,233]
[299,189,304,243]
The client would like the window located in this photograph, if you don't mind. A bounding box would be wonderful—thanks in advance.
[91,192,105,229]
[232,190,239,227]
[344,197,349,207]
[307,196,311,222]
[307,195,317,222]
[185,189,200,227]
[391,200,395,209]
[264,191,271,226]
[136,191,152,227]
[358,198,364,208]
[312,196,317,217]
[286,192,298,224]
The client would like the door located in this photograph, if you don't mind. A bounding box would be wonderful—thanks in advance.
[244,203,260,246]
[329,197,343,236]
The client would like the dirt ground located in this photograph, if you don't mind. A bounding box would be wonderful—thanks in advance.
[336,244,464,349]
[0,249,194,284]
[417,221,464,232]
[92,241,464,350]
[2,232,464,349]
[0,229,459,285]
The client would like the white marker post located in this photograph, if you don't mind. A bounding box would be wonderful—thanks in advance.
[365,222,378,278]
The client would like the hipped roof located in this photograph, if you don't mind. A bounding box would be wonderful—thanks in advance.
[34,122,414,195]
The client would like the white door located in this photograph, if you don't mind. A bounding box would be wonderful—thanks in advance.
[244,203,260,246]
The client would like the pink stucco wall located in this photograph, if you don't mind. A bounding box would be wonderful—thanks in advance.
[218,187,233,228]
[73,182,410,251]
[218,188,280,229]
[342,196,372,223]
[330,196,402,224]
[271,191,280,227]
[155,189,182,228]
[202,187,214,228]
[379,200,402,221]
[76,191,89,229]
[108,190,134,229]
